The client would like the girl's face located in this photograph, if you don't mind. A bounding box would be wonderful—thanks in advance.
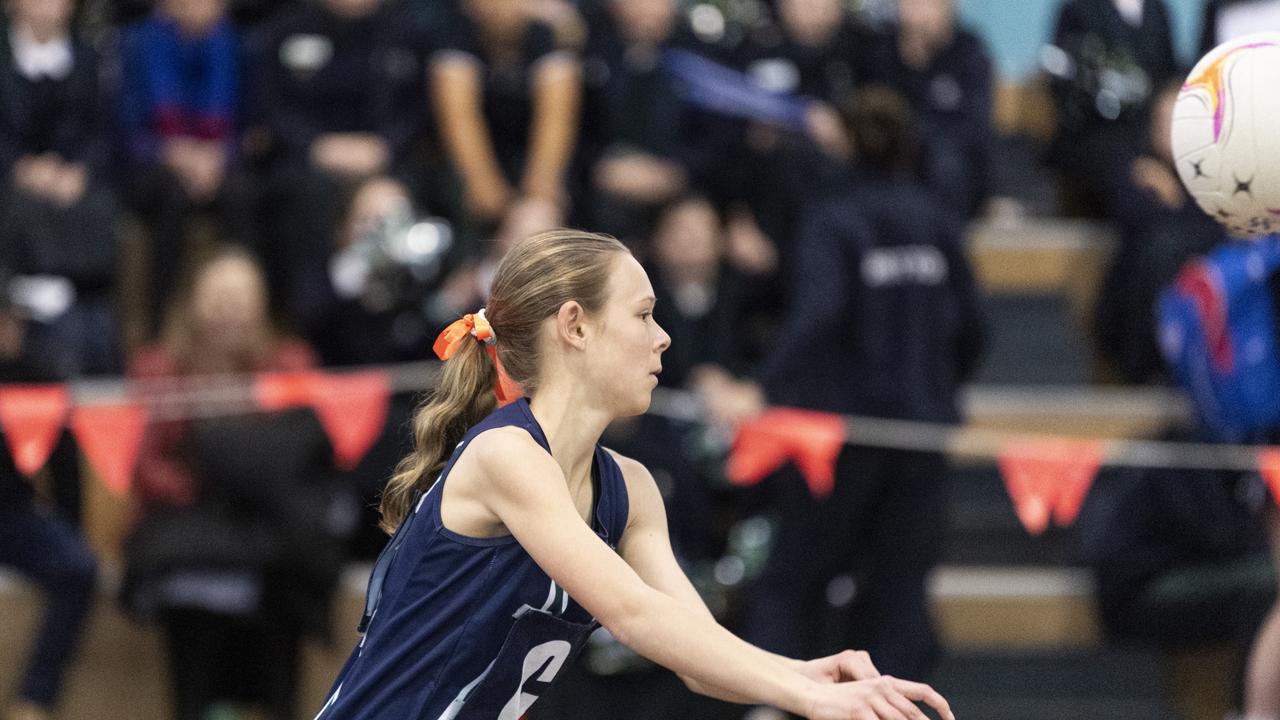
[8,0,74,38]
[582,254,670,416]
[190,255,269,352]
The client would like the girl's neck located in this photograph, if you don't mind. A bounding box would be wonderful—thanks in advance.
[527,381,611,490]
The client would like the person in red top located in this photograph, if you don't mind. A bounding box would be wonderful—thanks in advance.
[130,245,316,508]
[125,245,339,720]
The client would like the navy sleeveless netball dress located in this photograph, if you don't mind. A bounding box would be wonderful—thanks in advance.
[315,398,630,720]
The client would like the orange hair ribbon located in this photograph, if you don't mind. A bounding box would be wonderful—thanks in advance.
[433,310,522,406]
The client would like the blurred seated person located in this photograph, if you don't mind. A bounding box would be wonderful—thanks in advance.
[1200,0,1280,55]
[0,279,97,720]
[291,175,455,366]
[574,0,704,242]
[1081,453,1279,719]
[1044,0,1179,214]
[1093,81,1224,383]
[123,247,352,720]
[856,0,994,218]
[248,0,427,304]
[739,0,866,104]
[432,0,581,230]
[118,0,254,336]
[630,193,753,560]
[0,0,121,376]
[430,194,564,323]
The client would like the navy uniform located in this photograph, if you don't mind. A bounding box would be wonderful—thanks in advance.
[317,397,629,720]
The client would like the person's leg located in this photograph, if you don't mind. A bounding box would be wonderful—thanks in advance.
[849,449,947,679]
[744,466,837,660]
[163,609,228,720]
[123,164,193,336]
[1245,508,1280,719]
[0,504,98,712]
[252,618,301,720]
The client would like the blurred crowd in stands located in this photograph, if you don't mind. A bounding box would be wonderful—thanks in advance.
[3,0,1280,719]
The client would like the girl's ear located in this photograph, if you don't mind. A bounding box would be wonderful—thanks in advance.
[554,300,587,350]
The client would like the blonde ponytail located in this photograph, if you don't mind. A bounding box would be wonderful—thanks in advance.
[378,337,498,533]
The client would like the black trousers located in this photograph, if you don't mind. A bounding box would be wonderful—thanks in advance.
[161,608,302,720]
[744,445,948,679]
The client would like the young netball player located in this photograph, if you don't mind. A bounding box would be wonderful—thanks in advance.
[315,230,955,720]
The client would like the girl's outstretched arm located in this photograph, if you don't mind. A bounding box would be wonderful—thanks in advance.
[466,428,953,720]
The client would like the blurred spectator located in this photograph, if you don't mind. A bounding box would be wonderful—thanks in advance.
[626,194,753,560]
[740,0,865,103]
[648,195,750,388]
[0,0,121,376]
[1045,0,1179,214]
[291,175,455,365]
[1092,81,1222,383]
[122,247,352,720]
[431,0,581,228]
[574,0,704,242]
[0,281,97,720]
[1081,451,1278,719]
[857,0,995,217]
[1200,0,1280,55]
[118,0,255,336]
[717,87,985,682]
[249,0,427,307]
[431,194,565,324]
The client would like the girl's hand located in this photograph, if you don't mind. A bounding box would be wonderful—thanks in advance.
[807,676,954,720]
[798,650,881,684]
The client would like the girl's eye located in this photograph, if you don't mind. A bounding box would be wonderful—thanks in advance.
[640,312,652,321]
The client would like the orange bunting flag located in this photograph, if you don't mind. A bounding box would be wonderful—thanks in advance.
[253,370,390,470]
[727,408,846,498]
[0,385,70,476]
[1259,448,1280,507]
[997,439,1105,535]
[70,403,148,496]
[254,370,324,411]
[311,370,391,471]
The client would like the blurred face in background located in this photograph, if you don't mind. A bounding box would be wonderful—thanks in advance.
[340,177,412,250]
[653,198,722,283]
[495,196,562,255]
[610,0,677,46]
[323,0,382,20]
[161,0,226,37]
[7,0,75,40]
[898,0,954,44]
[190,254,270,356]
[778,0,843,47]
[463,0,527,40]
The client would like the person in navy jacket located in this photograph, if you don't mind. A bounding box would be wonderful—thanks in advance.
[702,87,985,691]
[314,229,955,720]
